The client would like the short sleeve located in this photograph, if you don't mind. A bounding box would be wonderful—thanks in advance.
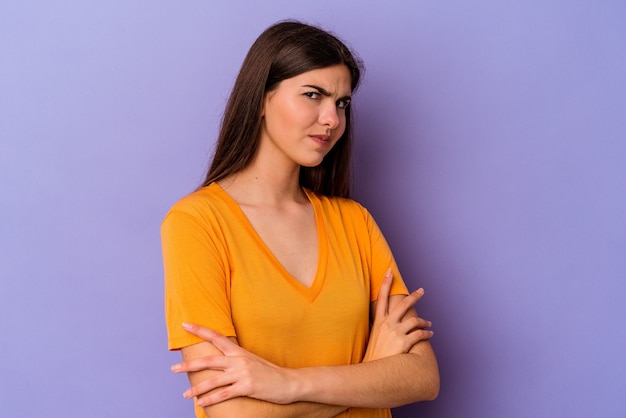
[161,209,235,350]
[361,207,409,302]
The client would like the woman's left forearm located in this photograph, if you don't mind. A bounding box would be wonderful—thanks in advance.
[176,286,439,410]
[293,340,439,408]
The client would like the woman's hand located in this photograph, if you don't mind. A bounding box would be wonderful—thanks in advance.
[363,270,434,362]
[171,272,433,406]
[171,323,298,407]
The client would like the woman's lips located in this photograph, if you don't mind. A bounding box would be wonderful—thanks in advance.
[310,134,331,146]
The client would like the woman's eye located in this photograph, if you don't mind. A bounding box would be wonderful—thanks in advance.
[305,92,320,99]
[336,99,351,109]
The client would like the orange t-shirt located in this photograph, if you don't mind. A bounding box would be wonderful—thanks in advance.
[162,183,408,417]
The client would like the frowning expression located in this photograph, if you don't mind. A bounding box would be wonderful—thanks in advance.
[259,65,352,168]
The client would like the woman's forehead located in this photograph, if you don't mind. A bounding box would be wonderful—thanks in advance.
[284,65,352,95]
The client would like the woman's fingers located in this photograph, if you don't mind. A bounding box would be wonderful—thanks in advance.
[387,288,425,323]
[172,354,232,374]
[397,315,432,335]
[171,324,243,373]
[183,367,237,399]
[391,317,434,353]
[375,271,429,326]
[375,269,393,318]
[181,323,239,355]
[404,329,434,350]
[196,385,240,406]
[172,323,298,405]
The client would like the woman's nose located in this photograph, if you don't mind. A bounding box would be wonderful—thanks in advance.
[319,103,340,129]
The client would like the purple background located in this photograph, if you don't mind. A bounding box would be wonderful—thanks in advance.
[1,1,625,417]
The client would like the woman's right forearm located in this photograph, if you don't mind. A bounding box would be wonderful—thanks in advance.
[200,397,347,418]
[182,340,347,417]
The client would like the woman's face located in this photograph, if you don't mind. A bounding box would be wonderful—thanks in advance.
[259,64,352,168]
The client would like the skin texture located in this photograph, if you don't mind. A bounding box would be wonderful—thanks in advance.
[363,271,433,362]
[259,64,352,170]
[170,65,439,416]
[178,336,348,417]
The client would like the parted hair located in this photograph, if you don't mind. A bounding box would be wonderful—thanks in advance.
[200,20,364,197]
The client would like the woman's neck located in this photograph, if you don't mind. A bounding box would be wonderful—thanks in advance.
[218,162,306,207]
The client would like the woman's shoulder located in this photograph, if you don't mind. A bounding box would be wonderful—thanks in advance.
[164,183,229,221]
[307,190,370,219]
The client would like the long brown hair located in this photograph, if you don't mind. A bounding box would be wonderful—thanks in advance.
[200,20,363,197]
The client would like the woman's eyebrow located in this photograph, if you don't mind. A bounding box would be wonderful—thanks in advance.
[302,84,352,100]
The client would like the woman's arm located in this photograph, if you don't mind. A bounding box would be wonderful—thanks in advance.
[364,270,434,362]
[178,297,438,410]
[179,338,347,418]
[174,273,438,411]
[311,285,440,406]
[294,295,439,408]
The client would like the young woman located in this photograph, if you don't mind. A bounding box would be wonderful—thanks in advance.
[162,21,439,417]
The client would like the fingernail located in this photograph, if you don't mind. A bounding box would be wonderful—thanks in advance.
[385,269,392,278]
[171,363,181,372]
[183,389,192,399]
[182,322,192,330]
[197,398,206,406]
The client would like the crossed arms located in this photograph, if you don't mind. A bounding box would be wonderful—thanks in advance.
[171,271,440,417]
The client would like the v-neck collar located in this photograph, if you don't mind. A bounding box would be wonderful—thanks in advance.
[212,183,327,302]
